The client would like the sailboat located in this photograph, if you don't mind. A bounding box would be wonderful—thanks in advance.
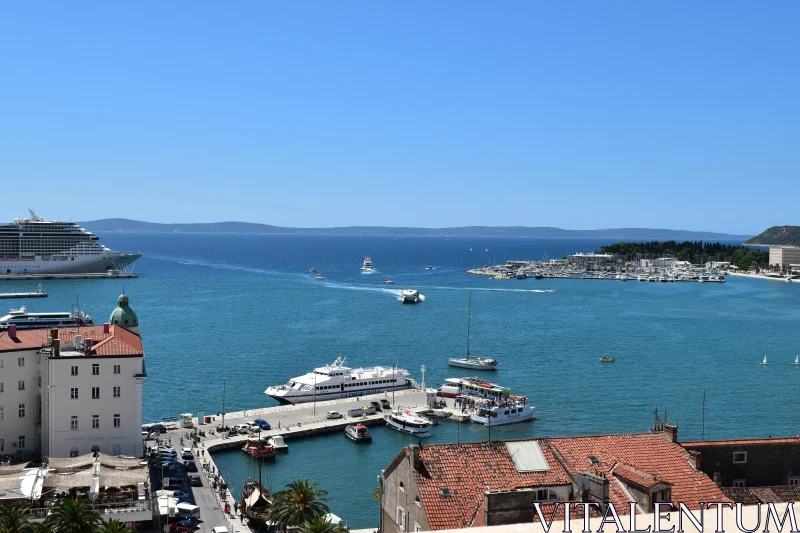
[793,356,798,366]
[761,355,768,366]
[241,444,273,527]
[447,291,498,370]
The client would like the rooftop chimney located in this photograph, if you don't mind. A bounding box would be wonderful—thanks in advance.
[53,339,61,357]
[103,323,110,334]
[85,338,94,353]
[663,423,678,443]
[50,329,58,344]
[8,324,16,338]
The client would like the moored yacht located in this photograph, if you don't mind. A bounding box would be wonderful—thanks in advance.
[362,257,374,271]
[470,396,535,426]
[447,290,498,370]
[265,356,410,404]
[384,407,432,436]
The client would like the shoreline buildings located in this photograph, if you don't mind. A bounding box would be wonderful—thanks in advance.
[0,294,145,461]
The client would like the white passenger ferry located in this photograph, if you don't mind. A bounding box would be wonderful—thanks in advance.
[0,306,93,330]
[470,397,535,426]
[264,357,410,404]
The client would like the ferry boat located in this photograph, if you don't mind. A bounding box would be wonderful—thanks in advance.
[435,376,511,400]
[242,437,276,460]
[384,407,432,436]
[265,356,410,404]
[362,257,374,271]
[0,209,140,274]
[448,291,498,370]
[0,306,93,330]
[470,397,535,426]
[401,289,421,303]
[345,424,372,442]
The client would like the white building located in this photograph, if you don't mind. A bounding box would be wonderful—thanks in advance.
[0,294,145,461]
[567,253,616,266]
[769,247,800,269]
[704,261,731,270]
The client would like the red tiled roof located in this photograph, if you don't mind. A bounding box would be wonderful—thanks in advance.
[0,326,141,356]
[550,432,728,512]
[403,432,729,530]
[682,437,800,447]
[410,440,572,531]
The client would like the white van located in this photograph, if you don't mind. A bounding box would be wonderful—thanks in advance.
[212,527,230,533]
[175,503,201,519]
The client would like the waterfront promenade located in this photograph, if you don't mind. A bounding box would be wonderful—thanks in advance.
[153,389,429,533]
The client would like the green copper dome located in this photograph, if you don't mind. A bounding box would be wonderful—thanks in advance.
[109,293,139,330]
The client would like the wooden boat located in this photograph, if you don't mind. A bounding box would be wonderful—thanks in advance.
[241,479,272,527]
[345,424,372,443]
[599,357,615,363]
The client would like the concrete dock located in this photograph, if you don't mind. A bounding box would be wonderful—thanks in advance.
[0,291,48,299]
[0,272,138,280]
[152,389,431,533]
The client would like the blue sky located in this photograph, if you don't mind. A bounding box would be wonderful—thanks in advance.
[1,2,797,234]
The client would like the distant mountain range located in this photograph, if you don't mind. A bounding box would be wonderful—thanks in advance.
[79,218,753,240]
[745,226,800,246]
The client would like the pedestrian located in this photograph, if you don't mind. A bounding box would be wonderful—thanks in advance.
[277,421,280,429]
[234,502,239,514]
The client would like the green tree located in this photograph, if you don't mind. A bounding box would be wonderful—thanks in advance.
[298,516,347,533]
[373,485,381,501]
[94,519,137,533]
[267,479,330,532]
[43,499,101,533]
[0,505,35,533]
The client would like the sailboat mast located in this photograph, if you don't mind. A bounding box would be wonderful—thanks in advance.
[466,291,472,357]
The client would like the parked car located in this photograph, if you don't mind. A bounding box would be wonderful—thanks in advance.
[151,424,168,433]
[182,451,193,460]
[157,446,176,453]
[0,456,10,466]
[326,411,343,420]
[232,424,250,435]
[252,418,271,430]
[189,473,202,487]
[185,460,198,472]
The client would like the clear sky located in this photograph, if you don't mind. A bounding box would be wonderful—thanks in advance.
[1,2,797,234]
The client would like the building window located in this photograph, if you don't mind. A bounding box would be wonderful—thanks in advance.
[17,381,24,391]
[399,481,405,492]
[18,404,25,418]
[71,366,78,376]
[92,415,99,428]
[37,375,41,388]
[733,451,747,464]
[92,387,99,399]
[92,364,99,376]
[0,407,3,420]
[0,359,3,368]
[0,438,3,452]
[71,416,78,430]
[396,507,406,529]
[535,488,559,501]
[789,477,800,486]
[113,386,121,398]
[71,388,79,399]
[18,436,25,449]
[113,414,120,428]
[18,357,24,367]
[114,364,120,374]
[112,444,122,456]
[0,382,3,393]
[733,479,746,488]
[415,495,421,507]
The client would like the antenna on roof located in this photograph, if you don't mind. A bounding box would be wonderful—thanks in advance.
[702,390,706,440]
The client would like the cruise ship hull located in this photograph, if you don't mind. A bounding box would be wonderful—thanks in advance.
[0,253,141,275]
[265,383,409,405]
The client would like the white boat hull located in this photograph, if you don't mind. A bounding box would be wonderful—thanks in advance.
[384,414,431,436]
[471,405,535,426]
[265,383,408,405]
[0,252,140,275]
[447,358,497,370]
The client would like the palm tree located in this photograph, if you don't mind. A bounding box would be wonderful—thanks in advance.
[373,485,381,501]
[94,519,136,533]
[267,479,330,532]
[0,505,35,533]
[298,516,346,533]
[43,499,100,533]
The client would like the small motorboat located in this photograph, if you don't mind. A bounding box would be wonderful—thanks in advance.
[345,424,372,443]
[401,289,421,304]
[384,278,394,284]
[314,274,325,280]
[545,288,555,293]
[241,438,276,460]
[599,357,615,363]
[309,267,317,273]
[384,408,432,436]
[425,266,435,270]
[267,435,288,453]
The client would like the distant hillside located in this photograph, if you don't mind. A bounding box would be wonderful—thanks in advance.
[79,218,752,240]
[745,226,800,246]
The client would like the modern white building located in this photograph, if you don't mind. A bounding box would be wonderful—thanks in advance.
[0,294,145,461]
[769,247,800,269]
[567,253,616,266]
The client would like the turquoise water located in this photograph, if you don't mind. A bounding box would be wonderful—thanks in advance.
[3,233,799,528]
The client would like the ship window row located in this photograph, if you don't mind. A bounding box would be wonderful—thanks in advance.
[342,379,397,388]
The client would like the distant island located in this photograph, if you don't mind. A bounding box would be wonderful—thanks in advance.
[745,226,800,246]
[80,218,752,240]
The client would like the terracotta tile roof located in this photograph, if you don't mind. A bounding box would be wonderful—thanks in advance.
[0,326,141,356]
[409,440,572,530]
[682,437,800,447]
[551,432,728,512]
[720,487,762,505]
[721,485,800,504]
[403,432,729,530]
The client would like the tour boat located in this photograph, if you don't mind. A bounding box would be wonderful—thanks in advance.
[470,396,536,426]
[436,376,512,400]
[384,408,432,437]
[401,289,421,304]
[362,257,374,271]
[242,438,276,459]
[345,424,372,443]
[265,356,410,404]
[448,291,498,370]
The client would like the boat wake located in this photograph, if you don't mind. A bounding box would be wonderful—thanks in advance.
[321,281,402,298]
[147,254,295,277]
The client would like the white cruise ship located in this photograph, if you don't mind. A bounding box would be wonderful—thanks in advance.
[0,209,141,275]
[265,356,410,404]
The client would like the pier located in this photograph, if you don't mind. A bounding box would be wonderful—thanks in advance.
[0,272,138,280]
[150,389,430,532]
[0,289,47,299]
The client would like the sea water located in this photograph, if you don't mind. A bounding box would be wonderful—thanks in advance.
[4,232,799,528]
